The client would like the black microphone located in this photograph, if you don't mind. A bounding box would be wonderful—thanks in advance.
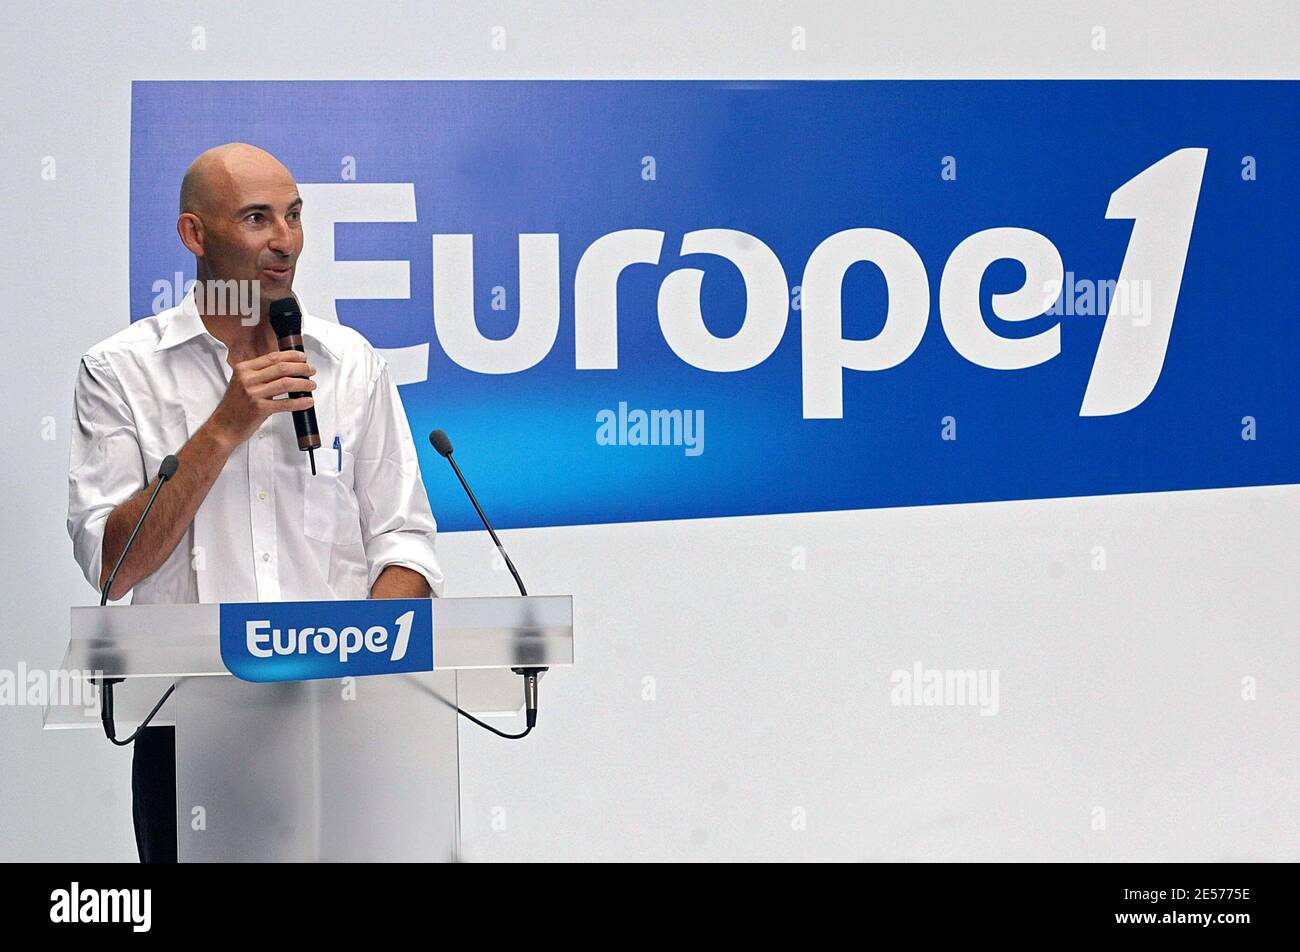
[429,429,543,734]
[98,455,180,745]
[268,295,322,475]
[100,454,179,606]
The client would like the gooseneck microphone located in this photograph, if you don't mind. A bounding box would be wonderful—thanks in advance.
[98,455,180,746]
[429,429,527,598]
[268,295,322,475]
[429,429,543,738]
[100,454,179,607]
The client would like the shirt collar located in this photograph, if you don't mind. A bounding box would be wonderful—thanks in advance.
[154,284,340,360]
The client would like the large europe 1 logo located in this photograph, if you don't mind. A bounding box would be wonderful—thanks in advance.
[291,149,1206,418]
[219,598,435,682]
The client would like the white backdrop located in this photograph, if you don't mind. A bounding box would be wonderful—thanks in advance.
[0,1,1295,862]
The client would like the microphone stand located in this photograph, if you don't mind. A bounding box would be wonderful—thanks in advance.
[430,430,545,738]
[97,459,179,745]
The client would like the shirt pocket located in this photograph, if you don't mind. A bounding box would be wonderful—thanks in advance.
[302,445,363,545]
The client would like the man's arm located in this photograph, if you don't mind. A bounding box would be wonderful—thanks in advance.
[369,564,431,599]
[95,350,318,600]
[353,357,445,599]
[98,423,235,599]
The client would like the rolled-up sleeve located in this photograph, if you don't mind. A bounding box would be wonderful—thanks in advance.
[353,357,445,596]
[67,354,145,597]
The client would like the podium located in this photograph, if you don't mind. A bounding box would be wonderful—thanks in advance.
[43,596,574,862]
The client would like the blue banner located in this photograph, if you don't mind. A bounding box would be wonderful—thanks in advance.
[219,598,434,682]
[130,80,1299,530]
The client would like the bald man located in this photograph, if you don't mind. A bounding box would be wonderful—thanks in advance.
[67,143,444,862]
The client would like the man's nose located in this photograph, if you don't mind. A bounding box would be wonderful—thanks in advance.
[267,216,294,255]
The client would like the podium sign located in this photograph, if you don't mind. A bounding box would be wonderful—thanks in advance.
[218,598,435,682]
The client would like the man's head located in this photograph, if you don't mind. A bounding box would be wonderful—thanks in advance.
[177,143,302,313]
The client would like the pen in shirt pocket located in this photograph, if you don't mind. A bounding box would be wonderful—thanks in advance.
[332,435,341,472]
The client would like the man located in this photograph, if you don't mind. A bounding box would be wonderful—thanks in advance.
[67,143,444,862]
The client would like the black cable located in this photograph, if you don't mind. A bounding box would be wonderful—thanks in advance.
[456,707,533,740]
[102,681,176,746]
[455,670,540,739]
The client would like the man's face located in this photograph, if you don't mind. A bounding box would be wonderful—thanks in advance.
[193,158,303,301]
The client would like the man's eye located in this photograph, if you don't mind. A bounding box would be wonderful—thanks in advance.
[287,211,300,221]
[246,213,263,223]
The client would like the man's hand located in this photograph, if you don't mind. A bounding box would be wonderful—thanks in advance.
[98,350,316,600]
[205,350,317,450]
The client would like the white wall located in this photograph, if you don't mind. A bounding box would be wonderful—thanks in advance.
[0,1,1295,862]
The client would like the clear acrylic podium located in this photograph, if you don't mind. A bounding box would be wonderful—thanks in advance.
[43,596,573,862]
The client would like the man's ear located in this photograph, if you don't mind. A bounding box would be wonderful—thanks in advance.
[177,213,205,256]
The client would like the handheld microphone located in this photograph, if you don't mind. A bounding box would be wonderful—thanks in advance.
[268,295,322,475]
[429,429,543,735]
[98,455,180,746]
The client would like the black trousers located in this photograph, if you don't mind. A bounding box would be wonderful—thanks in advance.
[131,725,178,863]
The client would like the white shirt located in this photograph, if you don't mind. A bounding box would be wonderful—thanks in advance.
[67,286,444,605]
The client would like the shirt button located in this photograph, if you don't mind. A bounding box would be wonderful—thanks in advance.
[261,552,271,563]
[257,491,268,501]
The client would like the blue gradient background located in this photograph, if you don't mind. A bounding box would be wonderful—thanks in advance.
[131,81,1298,531]
[219,598,434,682]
